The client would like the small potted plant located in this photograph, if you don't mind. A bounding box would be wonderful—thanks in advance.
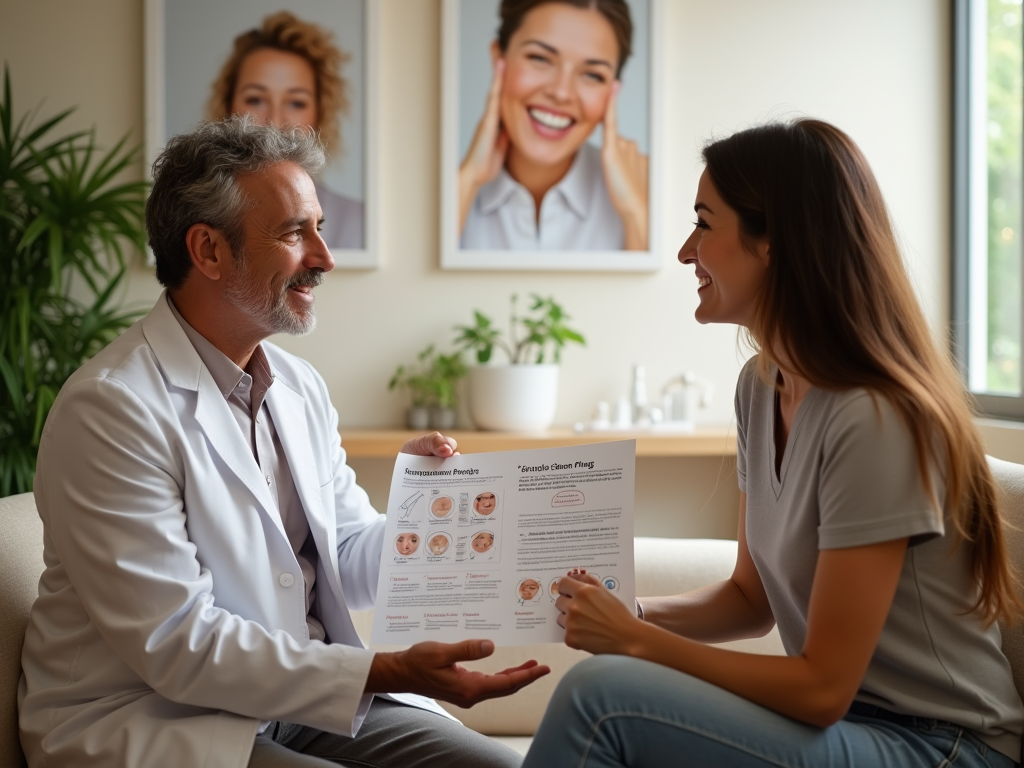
[388,345,467,430]
[428,349,467,430]
[453,294,585,431]
[388,345,436,430]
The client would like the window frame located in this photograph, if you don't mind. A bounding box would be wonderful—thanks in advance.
[952,0,1024,420]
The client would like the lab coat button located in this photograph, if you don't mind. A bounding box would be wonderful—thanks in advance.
[279,573,295,587]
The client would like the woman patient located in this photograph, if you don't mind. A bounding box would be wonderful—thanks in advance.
[524,119,1024,767]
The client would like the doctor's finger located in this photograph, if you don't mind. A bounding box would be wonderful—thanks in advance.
[462,664,551,705]
[492,659,546,677]
[400,432,458,457]
[438,638,496,664]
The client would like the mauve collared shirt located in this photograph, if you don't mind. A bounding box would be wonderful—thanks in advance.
[167,295,326,643]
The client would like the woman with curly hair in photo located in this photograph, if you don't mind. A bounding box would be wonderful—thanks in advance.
[208,11,364,249]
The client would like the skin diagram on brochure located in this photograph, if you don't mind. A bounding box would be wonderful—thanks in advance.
[371,440,636,645]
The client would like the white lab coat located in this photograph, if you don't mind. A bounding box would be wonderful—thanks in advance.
[18,293,447,768]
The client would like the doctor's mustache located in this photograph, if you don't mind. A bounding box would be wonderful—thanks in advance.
[289,270,324,290]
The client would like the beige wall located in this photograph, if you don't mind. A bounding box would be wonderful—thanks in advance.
[0,0,953,427]
[2,0,964,534]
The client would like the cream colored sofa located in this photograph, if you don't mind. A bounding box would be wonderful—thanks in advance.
[3,455,1024,765]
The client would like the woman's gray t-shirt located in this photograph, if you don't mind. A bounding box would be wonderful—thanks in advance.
[735,357,1023,759]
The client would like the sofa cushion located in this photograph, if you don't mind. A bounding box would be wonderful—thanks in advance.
[0,492,42,768]
[990,457,1024,712]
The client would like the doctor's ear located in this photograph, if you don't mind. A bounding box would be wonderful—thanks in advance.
[185,223,234,282]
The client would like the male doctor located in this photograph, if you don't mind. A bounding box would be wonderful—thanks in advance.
[18,116,548,768]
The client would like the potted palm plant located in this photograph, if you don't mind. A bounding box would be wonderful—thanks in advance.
[0,68,147,497]
[453,294,585,431]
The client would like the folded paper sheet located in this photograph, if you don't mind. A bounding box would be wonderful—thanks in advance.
[372,440,636,646]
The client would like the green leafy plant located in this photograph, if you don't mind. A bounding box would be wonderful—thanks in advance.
[430,349,467,409]
[388,345,467,409]
[0,68,147,496]
[454,293,585,364]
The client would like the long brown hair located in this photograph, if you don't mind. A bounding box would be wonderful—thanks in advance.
[703,119,1022,625]
[206,11,349,157]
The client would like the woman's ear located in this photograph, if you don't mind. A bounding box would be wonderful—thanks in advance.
[490,40,502,66]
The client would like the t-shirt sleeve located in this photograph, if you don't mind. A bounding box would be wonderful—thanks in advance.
[735,358,757,494]
[817,391,943,550]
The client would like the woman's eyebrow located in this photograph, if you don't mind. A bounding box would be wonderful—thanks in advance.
[237,83,313,96]
[694,202,715,214]
[520,39,614,69]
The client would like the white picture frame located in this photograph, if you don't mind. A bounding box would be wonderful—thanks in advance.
[440,0,663,272]
[144,0,379,269]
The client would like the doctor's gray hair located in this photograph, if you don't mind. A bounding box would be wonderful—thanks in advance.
[146,114,326,290]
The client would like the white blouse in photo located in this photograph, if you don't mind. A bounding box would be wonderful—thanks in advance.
[461,143,624,251]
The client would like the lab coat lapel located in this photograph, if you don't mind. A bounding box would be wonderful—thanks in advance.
[193,367,287,535]
[265,379,346,602]
[142,292,286,538]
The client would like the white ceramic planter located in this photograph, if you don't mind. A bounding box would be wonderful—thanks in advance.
[468,364,559,431]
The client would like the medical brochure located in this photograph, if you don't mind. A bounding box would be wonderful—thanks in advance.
[370,440,636,646]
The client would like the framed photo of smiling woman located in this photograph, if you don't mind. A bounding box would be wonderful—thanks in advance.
[145,0,378,268]
[441,0,663,271]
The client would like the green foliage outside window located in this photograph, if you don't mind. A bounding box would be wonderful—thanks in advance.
[985,0,1023,393]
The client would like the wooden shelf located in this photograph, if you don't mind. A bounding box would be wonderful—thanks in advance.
[339,426,737,459]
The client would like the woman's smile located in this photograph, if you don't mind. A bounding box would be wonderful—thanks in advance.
[527,105,575,137]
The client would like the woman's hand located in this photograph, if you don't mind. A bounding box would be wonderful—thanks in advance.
[458,59,509,236]
[555,569,644,656]
[600,82,649,251]
[400,432,458,458]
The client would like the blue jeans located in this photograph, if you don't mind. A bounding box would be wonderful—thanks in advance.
[521,656,1019,768]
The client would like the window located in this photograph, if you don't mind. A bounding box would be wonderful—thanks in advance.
[953,0,1024,419]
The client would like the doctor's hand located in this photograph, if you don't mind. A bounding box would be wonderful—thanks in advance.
[556,573,644,657]
[458,58,509,236]
[365,639,550,708]
[400,432,459,458]
[600,81,649,251]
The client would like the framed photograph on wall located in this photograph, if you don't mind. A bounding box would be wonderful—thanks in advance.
[145,0,378,268]
[441,0,663,272]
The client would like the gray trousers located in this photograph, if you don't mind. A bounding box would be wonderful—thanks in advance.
[247,698,522,768]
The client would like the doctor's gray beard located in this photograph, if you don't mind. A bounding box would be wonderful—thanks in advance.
[224,255,324,337]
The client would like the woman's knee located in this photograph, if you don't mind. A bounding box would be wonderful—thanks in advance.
[551,655,669,715]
